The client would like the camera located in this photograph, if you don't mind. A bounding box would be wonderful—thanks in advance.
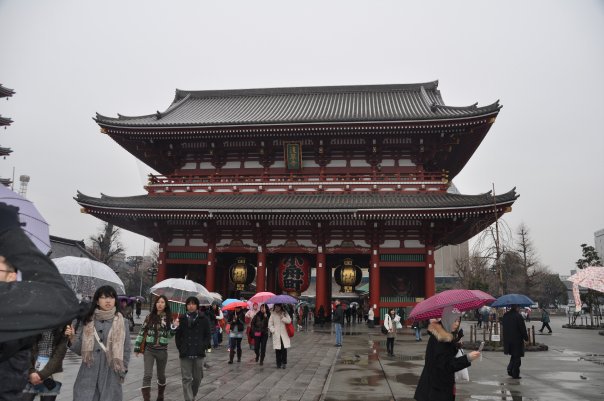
[43,377,56,390]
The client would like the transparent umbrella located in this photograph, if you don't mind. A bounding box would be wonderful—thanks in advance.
[53,256,125,297]
[150,278,214,306]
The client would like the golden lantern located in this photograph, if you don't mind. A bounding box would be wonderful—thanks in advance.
[334,258,362,293]
[229,257,255,291]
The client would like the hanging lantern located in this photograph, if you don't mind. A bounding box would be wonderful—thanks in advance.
[334,258,362,292]
[229,256,255,291]
[278,255,310,297]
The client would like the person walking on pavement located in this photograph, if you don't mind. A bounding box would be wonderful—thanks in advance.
[65,285,131,401]
[383,308,400,356]
[412,320,422,341]
[250,304,270,365]
[172,297,211,401]
[367,307,375,328]
[209,304,224,349]
[414,308,480,401]
[332,301,344,346]
[133,295,173,401]
[227,306,246,364]
[538,307,552,334]
[501,305,529,379]
[316,306,326,328]
[245,303,259,350]
[268,304,292,369]
[135,299,142,320]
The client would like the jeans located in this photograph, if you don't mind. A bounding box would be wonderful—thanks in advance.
[180,357,204,401]
[539,322,552,333]
[254,333,268,361]
[143,347,168,387]
[212,329,220,347]
[335,323,343,345]
[414,327,421,340]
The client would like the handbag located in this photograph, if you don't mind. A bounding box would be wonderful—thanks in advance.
[454,349,470,382]
[285,321,295,338]
[381,325,389,335]
[254,331,262,337]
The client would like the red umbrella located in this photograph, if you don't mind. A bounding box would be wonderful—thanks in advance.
[409,289,495,321]
[222,301,248,311]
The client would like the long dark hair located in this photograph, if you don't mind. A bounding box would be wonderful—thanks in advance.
[148,295,172,326]
[83,285,119,323]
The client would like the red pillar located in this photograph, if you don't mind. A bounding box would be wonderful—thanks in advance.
[316,249,328,315]
[369,247,380,322]
[425,245,436,297]
[256,246,266,292]
[205,247,216,292]
[157,245,167,283]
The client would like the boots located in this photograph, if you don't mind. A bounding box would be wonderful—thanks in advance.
[141,387,151,401]
[228,349,235,364]
[237,348,242,362]
[156,383,166,401]
[259,355,264,366]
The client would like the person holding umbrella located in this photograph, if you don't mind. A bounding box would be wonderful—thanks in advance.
[268,304,292,369]
[227,305,246,364]
[501,305,529,379]
[250,304,270,365]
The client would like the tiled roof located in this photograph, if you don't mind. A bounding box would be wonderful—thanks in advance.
[76,190,517,214]
[95,81,501,128]
[0,147,12,156]
[0,115,13,127]
[0,84,15,98]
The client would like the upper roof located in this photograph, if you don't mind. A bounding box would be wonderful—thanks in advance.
[95,81,501,128]
[76,189,517,214]
[0,84,15,98]
[0,115,13,127]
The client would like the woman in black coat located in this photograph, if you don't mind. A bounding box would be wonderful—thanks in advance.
[250,304,270,365]
[414,309,480,401]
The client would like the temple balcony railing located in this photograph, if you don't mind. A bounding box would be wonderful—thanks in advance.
[145,172,448,194]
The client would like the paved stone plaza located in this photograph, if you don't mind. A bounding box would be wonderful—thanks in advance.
[55,315,604,401]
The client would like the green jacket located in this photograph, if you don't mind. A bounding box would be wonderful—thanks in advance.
[134,314,174,352]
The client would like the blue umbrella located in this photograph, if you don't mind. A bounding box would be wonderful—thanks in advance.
[265,294,298,304]
[222,298,241,307]
[491,294,534,308]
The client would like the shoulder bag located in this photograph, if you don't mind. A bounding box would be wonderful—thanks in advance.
[285,321,295,338]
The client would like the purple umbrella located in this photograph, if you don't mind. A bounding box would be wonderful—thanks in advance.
[265,294,298,304]
[409,289,495,321]
[0,185,50,254]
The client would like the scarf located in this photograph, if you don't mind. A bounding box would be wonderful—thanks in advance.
[82,307,126,374]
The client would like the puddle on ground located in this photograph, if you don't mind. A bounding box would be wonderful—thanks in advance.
[347,374,385,387]
[473,381,519,386]
[540,372,590,381]
[394,373,418,385]
[467,396,532,400]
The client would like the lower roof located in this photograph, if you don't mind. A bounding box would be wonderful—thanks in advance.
[76,190,518,215]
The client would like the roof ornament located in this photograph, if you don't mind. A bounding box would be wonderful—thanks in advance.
[156,111,162,120]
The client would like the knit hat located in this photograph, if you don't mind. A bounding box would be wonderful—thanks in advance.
[441,306,462,332]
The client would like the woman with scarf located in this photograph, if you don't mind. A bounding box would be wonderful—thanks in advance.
[133,295,173,401]
[65,286,131,401]
[414,307,480,401]
[250,304,270,365]
[22,325,68,401]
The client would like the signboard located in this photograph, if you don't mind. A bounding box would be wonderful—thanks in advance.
[491,334,500,342]
[284,142,302,170]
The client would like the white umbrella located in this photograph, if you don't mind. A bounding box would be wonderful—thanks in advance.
[209,292,223,303]
[53,256,125,297]
[150,278,214,305]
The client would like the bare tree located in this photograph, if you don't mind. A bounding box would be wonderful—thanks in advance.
[471,219,513,295]
[88,222,124,268]
[454,254,491,291]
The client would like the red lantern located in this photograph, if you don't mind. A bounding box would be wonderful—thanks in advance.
[278,255,310,296]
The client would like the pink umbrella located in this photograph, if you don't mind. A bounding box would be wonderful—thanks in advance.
[248,291,276,305]
[409,289,496,321]
[568,266,604,310]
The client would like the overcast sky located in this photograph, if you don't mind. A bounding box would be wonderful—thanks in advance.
[1,0,603,276]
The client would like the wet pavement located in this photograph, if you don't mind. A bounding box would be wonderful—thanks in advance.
[55,315,604,400]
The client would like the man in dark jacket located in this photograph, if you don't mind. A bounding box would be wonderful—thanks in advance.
[174,296,211,401]
[333,301,344,347]
[0,203,80,401]
[501,305,529,379]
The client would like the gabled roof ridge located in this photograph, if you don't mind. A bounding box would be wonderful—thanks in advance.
[174,81,440,101]
[435,99,500,112]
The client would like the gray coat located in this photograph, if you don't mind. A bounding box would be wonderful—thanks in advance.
[69,317,131,401]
